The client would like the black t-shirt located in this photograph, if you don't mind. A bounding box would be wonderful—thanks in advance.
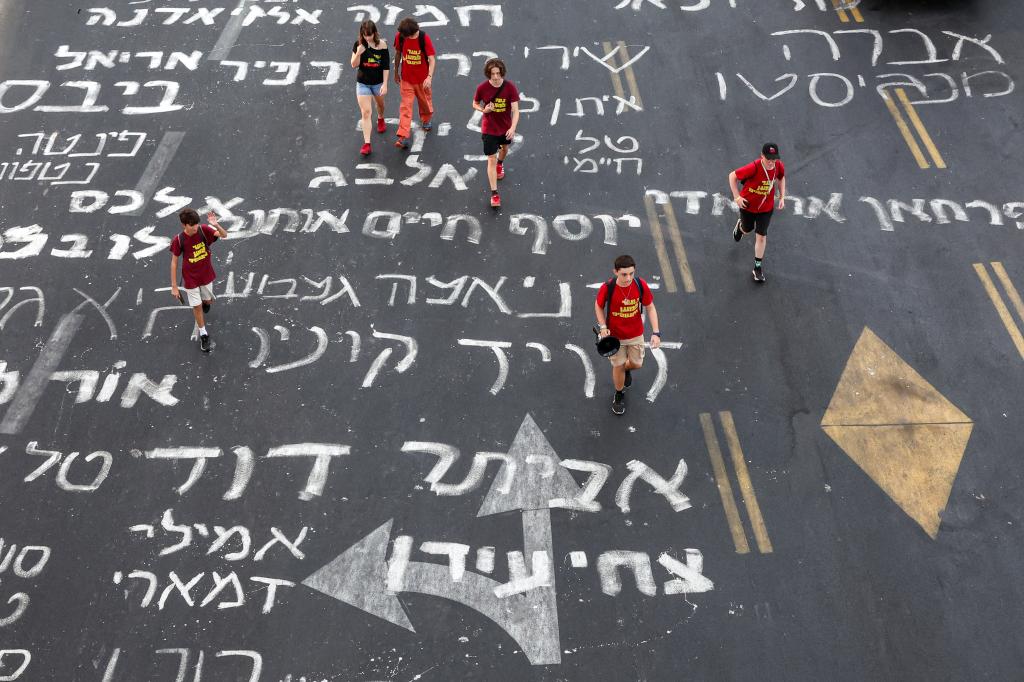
[352,41,390,85]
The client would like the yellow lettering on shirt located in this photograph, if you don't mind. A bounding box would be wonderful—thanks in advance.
[612,297,640,318]
[492,97,507,113]
[188,242,208,264]
[405,48,423,66]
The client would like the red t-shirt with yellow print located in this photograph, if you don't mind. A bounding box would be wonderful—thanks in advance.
[595,279,653,339]
[169,225,218,289]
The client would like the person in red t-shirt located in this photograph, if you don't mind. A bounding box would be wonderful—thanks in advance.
[729,142,786,283]
[169,207,228,352]
[392,17,436,148]
[472,58,520,209]
[594,255,661,416]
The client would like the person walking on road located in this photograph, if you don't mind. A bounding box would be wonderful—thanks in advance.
[729,142,786,283]
[393,17,436,150]
[472,57,520,209]
[169,208,228,353]
[594,255,661,416]
[351,19,390,156]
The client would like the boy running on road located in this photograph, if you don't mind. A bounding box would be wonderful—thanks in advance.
[169,208,227,352]
[728,142,786,283]
[594,255,661,416]
[472,57,520,209]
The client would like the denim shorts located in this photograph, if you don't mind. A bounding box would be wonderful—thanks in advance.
[357,82,383,97]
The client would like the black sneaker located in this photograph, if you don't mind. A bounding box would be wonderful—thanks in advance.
[624,370,632,388]
[202,301,211,314]
[200,333,211,352]
[753,266,766,283]
[733,219,743,242]
[612,390,625,415]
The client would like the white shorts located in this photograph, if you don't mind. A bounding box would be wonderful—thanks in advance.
[183,284,214,307]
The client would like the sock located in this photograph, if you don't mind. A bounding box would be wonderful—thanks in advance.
[491,190,498,196]
[199,326,208,335]
[754,258,763,268]
[497,159,504,165]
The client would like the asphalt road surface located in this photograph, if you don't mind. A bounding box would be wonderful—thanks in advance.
[1,0,1023,680]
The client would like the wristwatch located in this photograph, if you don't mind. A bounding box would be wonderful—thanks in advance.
[652,331,661,337]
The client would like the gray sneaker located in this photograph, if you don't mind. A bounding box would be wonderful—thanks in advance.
[611,390,625,415]
[733,219,743,242]
[753,265,766,283]
[200,333,211,352]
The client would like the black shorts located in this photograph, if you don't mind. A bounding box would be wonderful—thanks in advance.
[482,133,511,157]
[738,209,773,236]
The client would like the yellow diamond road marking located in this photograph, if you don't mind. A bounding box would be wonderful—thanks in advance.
[821,327,973,539]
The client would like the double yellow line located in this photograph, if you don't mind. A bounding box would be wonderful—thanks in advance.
[832,0,864,23]
[700,412,772,554]
[603,40,643,107]
[881,87,946,170]
[643,194,695,294]
[974,262,1024,360]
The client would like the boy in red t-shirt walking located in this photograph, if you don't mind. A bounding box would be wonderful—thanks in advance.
[392,17,436,149]
[729,142,787,283]
[169,208,228,352]
[472,57,520,208]
[595,255,662,416]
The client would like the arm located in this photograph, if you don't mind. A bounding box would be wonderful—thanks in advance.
[645,302,661,349]
[505,100,520,140]
[381,70,389,95]
[424,54,436,89]
[393,43,402,83]
[207,212,228,238]
[594,299,610,337]
[170,253,180,299]
[777,175,786,210]
[729,171,748,209]
[350,44,363,69]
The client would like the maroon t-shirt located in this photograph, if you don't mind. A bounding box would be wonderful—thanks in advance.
[595,279,653,339]
[169,225,218,288]
[735,159,785,213]
[475,79,521,136]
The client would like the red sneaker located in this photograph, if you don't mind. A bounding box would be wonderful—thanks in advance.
[496,163,505,180]
[376,117,386,134]
[360,143,371,156]
[490,193,501,208]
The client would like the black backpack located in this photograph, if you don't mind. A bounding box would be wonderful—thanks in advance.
[603,277,647,323]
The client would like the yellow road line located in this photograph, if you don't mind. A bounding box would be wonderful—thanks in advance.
[895,88,946,169]
[602,40,626,102]
[973,263,1024,360]
[831,0,850,22]
[616,40,644,108]
[719,411,773,554]
[661,197,696,293]
[700,413,750,554]
[880,89,930,169]
[643,195,678,293]
[990,262,1024,325]
[850,5,864,22]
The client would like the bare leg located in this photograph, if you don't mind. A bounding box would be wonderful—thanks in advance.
[357,94,373,144]
[612,364,626,391]
[373,94,386,118]
[486,154,498,191]
[191,305,205,328]
[755,234,767,259]
[497,144,508,162]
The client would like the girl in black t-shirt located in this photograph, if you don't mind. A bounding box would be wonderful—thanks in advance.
[350,19,391,156]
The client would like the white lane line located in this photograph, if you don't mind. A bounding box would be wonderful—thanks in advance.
[128,131,186,216]
[208,0,253,61]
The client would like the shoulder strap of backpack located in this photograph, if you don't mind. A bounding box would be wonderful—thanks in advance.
[603,278,616,323]
[636,277,646,304]
[419,32,427,53]
[397,34,404,56]
[178,232,187,255]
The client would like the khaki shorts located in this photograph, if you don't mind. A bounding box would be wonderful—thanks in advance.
[183,283,214,307]
[608,335,645,368]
